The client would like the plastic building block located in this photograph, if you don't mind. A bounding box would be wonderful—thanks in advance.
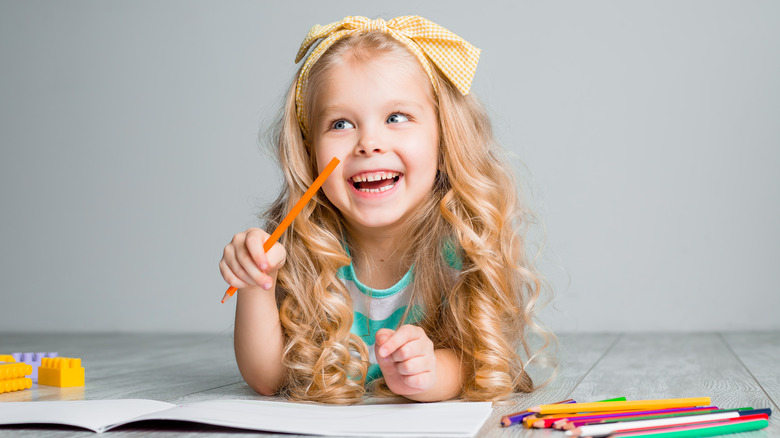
[0,355,15,363]
[38,357,84,387]
[0,362,32,380]
[0,378,32,394]
[11,352,58,382]
[0,362,33,394]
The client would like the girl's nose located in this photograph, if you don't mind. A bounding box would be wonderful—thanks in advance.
[355,130,384,156]
[356,144,383,155]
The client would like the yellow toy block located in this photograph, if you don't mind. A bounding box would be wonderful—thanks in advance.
[0,355,15,363]
[1,377,32,394]
[0,362,33,394]
[38,357,85,387]
[0,362,32,380]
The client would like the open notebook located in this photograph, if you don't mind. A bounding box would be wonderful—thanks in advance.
[0,399,493,437]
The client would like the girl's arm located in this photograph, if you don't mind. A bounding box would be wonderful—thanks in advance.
[233,282,286,395]
[221,228,288,395]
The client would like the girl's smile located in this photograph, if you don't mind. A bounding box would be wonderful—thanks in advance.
[348,170,403,197]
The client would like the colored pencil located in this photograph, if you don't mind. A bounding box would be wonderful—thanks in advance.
[538,410,646,429]
[570,411,768,437]
[574,407,760,428]
[604,414,769,437]
[556,406,719,429]
[500,399,573,427]
[528,397,711,415]
[526,398,628,428]
[562,406,745,428]
[607,417,768,438]
[221,156,340,303]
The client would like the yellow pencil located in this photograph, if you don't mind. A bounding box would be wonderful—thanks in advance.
[528,397,711,414]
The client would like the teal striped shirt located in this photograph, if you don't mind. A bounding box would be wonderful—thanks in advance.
[337,261,423,384]
[338,241,462,384]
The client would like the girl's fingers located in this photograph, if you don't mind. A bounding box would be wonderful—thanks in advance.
[265,241,287,271]
[395,355,431,376]
[245,229,271,271]
[219,260,251,289]
[377,325,427,359]
[222,244,257,287]
[220,228,280,290]
[375,328,395,346]
[391,339,430,362]
[402,372,434,390]
[235,245,274,288]
[374,331,396,368]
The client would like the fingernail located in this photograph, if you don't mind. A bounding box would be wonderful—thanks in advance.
[263,282,272,290]
[378,348,387,357]
[260,263,268,271]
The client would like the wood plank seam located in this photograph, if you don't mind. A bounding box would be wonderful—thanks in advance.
[717,332,780,411]
[563,332,625,399]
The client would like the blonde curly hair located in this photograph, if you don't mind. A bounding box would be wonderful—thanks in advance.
[262,30,555,404]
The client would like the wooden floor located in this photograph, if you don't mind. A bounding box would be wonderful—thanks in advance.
[1,332,777,437]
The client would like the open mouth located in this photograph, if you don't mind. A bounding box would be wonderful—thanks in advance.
[350,171,402,193]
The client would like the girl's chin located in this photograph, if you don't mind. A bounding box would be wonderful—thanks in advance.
[344,211,408,233]
[353,217,404,231]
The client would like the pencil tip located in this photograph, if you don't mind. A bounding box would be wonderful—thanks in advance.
[221,293,229,303]
[528,406,541,413]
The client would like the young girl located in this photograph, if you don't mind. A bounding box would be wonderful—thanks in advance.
[220,15,554,404]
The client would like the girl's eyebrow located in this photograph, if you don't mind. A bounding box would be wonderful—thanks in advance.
[385,100,425,111]
[317,100,425,119]
[317,104,349,119]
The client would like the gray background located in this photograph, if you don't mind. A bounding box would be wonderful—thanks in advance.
[1,1,777,333]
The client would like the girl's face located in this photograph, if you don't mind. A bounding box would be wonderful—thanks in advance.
[310,54,439,236]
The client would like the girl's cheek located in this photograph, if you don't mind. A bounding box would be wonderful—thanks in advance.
[321,179,340,202]
[314,140,337,167]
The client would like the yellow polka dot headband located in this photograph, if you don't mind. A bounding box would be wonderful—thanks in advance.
[294,15,481,136]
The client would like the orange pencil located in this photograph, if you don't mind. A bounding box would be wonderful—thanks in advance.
[221,157,340,303]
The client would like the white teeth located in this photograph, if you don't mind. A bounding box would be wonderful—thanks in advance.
[357,182,396,193]
[351,171,400,183]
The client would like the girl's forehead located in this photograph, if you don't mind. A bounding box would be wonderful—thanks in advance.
[316,54,435,103]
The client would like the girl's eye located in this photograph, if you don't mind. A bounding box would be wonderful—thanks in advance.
[332,120,354,130]
[387,113,409,124]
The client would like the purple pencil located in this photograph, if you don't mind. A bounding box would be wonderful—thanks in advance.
[501,399,575,427]
[556,406,718,429]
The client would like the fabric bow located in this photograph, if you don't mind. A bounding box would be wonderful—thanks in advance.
[294,15,481,136]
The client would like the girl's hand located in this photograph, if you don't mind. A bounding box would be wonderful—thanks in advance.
[374,325,437,396]
[219,228,286,290]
